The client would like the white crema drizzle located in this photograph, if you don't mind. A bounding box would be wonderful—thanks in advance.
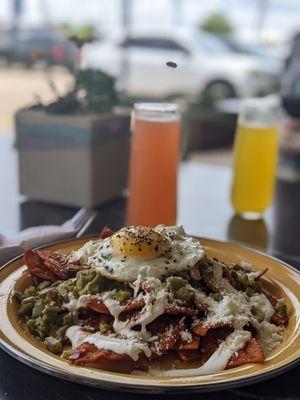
[66,277,169,360]
[149,330,252,376]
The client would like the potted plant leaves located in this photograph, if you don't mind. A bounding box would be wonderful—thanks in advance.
[15,69,131,207]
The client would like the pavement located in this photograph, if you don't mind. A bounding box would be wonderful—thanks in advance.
[0,66,74,133]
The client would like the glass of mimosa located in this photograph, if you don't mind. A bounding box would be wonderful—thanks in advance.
[231,96,279,219]
[127,103,181,226]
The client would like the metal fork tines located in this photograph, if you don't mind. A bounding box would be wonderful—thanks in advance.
[63,208,97,237]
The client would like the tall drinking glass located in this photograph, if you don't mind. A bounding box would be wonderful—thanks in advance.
[231,96,279,219]
[127,103,181,226]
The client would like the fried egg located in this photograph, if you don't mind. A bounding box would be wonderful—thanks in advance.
[73,225,205,282]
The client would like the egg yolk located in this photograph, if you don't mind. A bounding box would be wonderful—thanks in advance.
[110,226,170,258]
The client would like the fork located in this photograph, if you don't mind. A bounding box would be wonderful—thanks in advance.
[0,208,98,266]
[62,208,98,237]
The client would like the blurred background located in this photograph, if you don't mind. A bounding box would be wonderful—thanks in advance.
[0,0,298,133]
[1,0,300,259]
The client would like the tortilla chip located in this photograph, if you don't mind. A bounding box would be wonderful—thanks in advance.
[24,249,58,282]
[222,266,234,284]
[178,349,202,362]
[69,342,136,372]
[99,226,114,240]
[150,318,185,355]
[121,298,145,313]
[227,338,265,369]
[201,326,234,362]
[271,313,288,326]
[193,297,209,312]
[165,305,196,317]
[177,335,200,350]
[37,250,71,280]
[192,322,229,337]
[87,298,110,314]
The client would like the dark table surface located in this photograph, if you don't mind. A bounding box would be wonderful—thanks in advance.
[0,134,299,400]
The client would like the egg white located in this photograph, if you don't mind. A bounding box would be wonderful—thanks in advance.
[72,225,205,282]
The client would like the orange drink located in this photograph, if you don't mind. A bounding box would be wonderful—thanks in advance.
[231,96,279,219]
[127,103,181,226]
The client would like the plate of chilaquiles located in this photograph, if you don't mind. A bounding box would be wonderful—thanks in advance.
[0,225,299,393]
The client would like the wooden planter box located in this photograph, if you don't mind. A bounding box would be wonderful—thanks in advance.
[186,111,237,152]
[15,109,131,207]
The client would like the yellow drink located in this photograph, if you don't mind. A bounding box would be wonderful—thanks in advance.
[231,122,278,217]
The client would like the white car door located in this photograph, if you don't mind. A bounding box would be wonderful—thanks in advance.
[81,39,123,79]
[122,37,194,98]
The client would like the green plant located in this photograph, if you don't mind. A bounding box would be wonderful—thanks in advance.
[200,13,234,36]
[30,69,117,114]
[58,23,96,42]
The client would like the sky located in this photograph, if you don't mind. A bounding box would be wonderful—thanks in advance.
[0,0,299,43]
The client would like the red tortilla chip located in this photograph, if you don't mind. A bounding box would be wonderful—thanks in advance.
[178,349,202,362]
[200,326,234,362]
[261,289,277,308]
[177,335,200,350]
[255,267,268,281]
[70,343,130,363]
[222,266,234,284]
[24,249,58,282]
[121,298,145,313]
[99,226,114,240]
[150,318,185,355]
[37,250,71,280]
[87,298,110,314]
[193,297,209,312]
[192,324,209,336]
[165,305,196,317]
[227,338,265,369]
[261,289,288,326]
[271,313,288,326]
[70,342,146,373]
[78,317,102,333]
[24,249,77,282]
[192,322,229,337]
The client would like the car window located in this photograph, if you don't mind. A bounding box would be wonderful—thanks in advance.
[194,33,233,54]
[236,42,273,57]
[121,37,188,53]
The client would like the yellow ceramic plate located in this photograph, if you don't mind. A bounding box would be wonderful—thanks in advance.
[0,236,299,393]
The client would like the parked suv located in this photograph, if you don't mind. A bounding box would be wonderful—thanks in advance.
[0,28,78,70]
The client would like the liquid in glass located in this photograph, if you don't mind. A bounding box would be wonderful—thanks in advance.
[127,103,181,226]
[231,97,279,218]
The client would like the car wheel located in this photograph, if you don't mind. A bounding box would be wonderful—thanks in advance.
[202,80,237,101]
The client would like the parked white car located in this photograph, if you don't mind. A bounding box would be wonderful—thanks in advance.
[80,30,282,100]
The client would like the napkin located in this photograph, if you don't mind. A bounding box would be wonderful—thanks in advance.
[0,225,75,267]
